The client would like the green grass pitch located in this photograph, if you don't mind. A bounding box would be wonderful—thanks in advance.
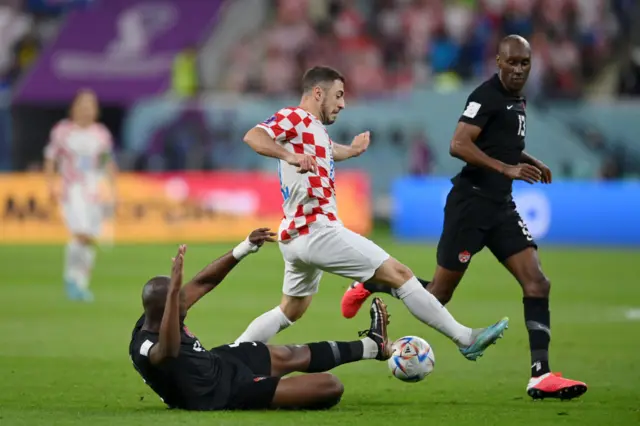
[1,234,639,425]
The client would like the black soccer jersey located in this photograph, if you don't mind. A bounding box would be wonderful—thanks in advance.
[129,315,226,410]
[453,73,527,198]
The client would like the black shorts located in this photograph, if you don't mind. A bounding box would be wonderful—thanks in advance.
[210,342,279,410]
[437,187,537,272]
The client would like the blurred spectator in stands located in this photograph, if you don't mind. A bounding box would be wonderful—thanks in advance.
[618,44,640,96]
[8,30,40,84]
[219,0,625,101]
[408,130,434,176]
[599,156,622,180]
[171,45,200,98]
[0,2,31,86]
[261,45,299,96]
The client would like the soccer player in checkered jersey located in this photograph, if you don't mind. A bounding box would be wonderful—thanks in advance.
[234,66,509,361]
[44,89,118,302]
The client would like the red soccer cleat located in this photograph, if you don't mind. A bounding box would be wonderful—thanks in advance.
[527,372,587,400]
[341,282,372,319]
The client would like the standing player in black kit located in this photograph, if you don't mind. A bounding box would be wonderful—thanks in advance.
[341,35,587,400]
[129,228,391,411]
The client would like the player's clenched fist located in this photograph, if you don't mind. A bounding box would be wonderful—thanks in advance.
[286,153,317,174]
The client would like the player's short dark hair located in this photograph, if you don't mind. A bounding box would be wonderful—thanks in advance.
[142,276,170,320]
[302,66,345,93]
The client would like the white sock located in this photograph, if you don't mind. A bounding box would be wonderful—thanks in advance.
[234,306,293,344]
[64,239,84,285]
[394,277,473,346]
[360,337,379,359]
[75,244,96,290]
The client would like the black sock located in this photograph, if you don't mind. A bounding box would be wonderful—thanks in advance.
[524,297,551,377]
[306,341,364,373]
[363,278,431,295]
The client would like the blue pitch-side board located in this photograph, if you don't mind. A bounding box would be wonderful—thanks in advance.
[392,177,640,247]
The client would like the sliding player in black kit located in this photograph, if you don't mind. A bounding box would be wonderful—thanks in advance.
[129,228,391,411]
[341,35,587,400]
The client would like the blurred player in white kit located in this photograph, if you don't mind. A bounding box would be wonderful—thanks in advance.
[234,66,509,362]
[44,89,118,302]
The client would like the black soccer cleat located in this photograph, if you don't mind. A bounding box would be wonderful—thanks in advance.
[358,297,391,360]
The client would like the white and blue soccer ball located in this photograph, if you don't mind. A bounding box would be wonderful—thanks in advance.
[388,336,435,382]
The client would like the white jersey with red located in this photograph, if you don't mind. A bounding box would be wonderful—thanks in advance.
[44,119,113,201]
[256,107,342,241]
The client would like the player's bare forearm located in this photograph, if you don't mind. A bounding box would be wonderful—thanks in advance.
[244,127,293,162]
[182,250,239,309]
[450,138,507,174]
[153,287,182,362]
[332,143,356,161]
[181,228,275,309]
[450,122,508,174]
[151,246,186,363]
[521,151,541,167]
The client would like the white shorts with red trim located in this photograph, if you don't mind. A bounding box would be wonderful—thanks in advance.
[278,225,390,297]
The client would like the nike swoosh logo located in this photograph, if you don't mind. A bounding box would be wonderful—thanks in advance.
[507,105,514,109]
[526,320,551,337]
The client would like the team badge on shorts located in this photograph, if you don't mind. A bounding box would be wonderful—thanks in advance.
[458,250,471,263]
[253,376,268,382]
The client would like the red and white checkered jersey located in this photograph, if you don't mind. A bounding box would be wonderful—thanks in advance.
[44,120,113,200]
[256,107,342,241]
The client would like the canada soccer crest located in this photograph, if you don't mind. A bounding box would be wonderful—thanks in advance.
[458,250,471,263]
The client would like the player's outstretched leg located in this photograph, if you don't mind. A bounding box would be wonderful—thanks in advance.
[270,373,344,410]
[257,298,390,410]
[267,297,391,377]
[369,257,508,360]
[503,248,587,400]
[234,294,310,344]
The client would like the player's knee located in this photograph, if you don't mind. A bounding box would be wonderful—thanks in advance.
[279,295,311,322]
[395,262,414,282]
[318,374,344,407]
[430,283,454,305]
[276,345,303,364]
[523,275,550,298]
[375,258,414,288]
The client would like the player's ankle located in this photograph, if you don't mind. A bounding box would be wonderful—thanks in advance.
[360,336,379,359]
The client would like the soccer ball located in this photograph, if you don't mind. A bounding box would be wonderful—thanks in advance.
[388,336,435,382]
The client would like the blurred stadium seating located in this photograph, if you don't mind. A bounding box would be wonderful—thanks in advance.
[218,0,634,99]
[1,0,640,235]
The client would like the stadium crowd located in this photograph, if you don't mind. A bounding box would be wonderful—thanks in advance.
[222,0,638,99]
[1,0,639,179]
[1,0,638,98]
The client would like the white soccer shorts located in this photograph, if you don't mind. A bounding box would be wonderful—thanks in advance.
[279,225,391,297]
[61,189,103,237]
